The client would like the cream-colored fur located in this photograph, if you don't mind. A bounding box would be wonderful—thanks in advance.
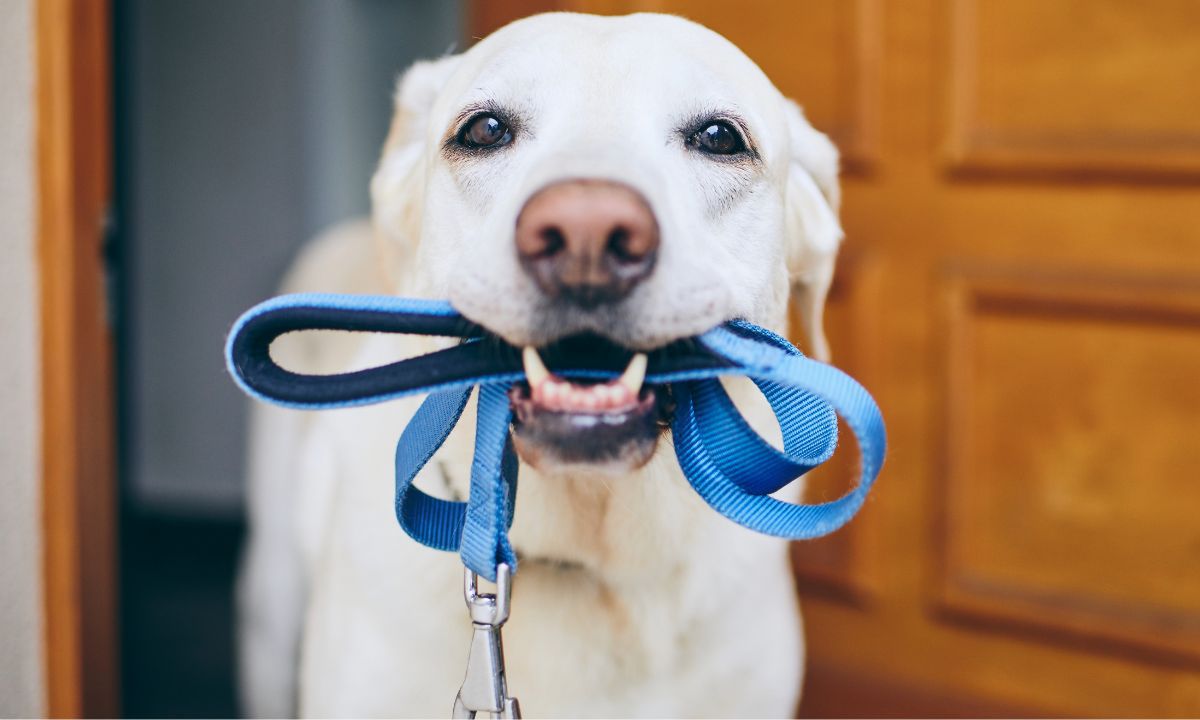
[239,12,842,718]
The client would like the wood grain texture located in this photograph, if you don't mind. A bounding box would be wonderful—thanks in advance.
[939,269,1200,664]
[36,0,118,716]
[944,0,1200,178]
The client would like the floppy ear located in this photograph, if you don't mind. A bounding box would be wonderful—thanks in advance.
[782,100,843,362]
[370,54,462,289]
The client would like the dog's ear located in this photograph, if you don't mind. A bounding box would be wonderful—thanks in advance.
[782,100,843,362]
[370,54,462,288]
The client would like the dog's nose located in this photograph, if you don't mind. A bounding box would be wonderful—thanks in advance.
[515,180,659,308]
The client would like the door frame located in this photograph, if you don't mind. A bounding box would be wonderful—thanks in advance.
[37,0,118,716]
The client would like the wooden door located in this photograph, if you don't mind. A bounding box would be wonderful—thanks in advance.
[471,1,1200,716]
[38,0,119,716]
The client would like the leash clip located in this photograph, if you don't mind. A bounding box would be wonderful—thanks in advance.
[453,563,521,719]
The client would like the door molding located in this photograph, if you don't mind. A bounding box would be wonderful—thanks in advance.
[37,0,118,715]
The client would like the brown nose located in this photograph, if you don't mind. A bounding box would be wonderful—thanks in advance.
[515,180,659,308]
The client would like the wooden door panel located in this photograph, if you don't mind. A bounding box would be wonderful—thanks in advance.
[941,272,1200,663]
[946,0,1200,174]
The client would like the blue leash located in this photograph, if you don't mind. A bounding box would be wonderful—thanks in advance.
[226,292,886,582]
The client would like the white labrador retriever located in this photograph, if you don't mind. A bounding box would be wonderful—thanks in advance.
[239,12,842,718]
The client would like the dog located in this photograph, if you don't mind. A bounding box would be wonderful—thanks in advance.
[237,12,842,718]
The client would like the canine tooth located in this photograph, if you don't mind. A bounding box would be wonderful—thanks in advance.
[618,353,647,394]
[523,346,550,388]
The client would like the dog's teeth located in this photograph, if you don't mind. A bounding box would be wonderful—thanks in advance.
[618,353,647,395]
[523,346,550,388]
[523,349,648,413]
[542,380,561,407]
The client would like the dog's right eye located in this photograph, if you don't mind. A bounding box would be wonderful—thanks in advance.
[458,114,513,149]
[687,121,747,156]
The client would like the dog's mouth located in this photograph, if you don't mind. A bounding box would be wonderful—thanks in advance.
[508,339,674,469]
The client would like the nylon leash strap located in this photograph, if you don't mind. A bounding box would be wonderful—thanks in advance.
[226,292,887,583]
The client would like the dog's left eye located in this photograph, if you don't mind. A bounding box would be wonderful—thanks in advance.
[458,114,513,149]
[688,121,747,156]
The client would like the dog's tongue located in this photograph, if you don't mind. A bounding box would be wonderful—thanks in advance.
[523,347,646,413]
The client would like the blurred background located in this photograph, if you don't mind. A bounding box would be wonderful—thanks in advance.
[4,0,1199,717]
[112,2,461,715]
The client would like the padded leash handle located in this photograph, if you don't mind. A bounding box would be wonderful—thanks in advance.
[226,293,495,409]
[226,292,732,411]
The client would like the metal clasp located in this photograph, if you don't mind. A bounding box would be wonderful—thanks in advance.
[452,563,521,719]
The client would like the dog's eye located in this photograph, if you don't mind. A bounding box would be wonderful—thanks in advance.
[458,114,513,149]
[688,121,746,156]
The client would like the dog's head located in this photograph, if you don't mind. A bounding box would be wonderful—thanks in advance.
[372,12,841,473]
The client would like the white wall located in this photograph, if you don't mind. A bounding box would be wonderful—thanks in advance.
[0,0,45,715]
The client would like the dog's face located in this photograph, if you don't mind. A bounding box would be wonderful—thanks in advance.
[373,13,841,471]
